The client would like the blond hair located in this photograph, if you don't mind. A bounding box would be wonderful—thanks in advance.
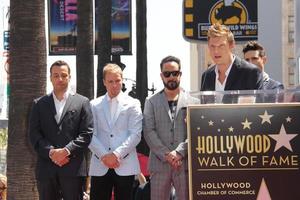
[103,63,123,80]
[207,23,235,44]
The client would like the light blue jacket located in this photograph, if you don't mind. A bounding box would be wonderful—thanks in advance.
[89,92,142,176]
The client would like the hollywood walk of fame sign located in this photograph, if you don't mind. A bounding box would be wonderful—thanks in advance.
[187,103,300,200]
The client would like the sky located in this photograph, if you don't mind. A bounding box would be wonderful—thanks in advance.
[47,0,191,95]
[124,0,191,92]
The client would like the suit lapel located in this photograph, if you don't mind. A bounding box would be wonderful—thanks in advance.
[47,94,57,115]
[58,93,75,125]
[225,57,240,90]
[205,67,216,91]
[175,90,185,118]
[103,95,112,128]
[111,93,126,127]
[45,94,58,124]
[161,91,172,121]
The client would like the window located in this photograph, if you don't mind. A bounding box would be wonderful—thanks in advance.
[288,15,295,43]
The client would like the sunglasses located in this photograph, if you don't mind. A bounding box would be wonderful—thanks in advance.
[162,71,181,78]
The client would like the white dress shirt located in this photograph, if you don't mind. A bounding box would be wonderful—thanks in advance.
[53,91,70,123]
[52,90,72,156]
[107,93,120,120]
[214,56,235,91]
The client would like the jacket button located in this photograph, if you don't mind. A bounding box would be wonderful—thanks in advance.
[110,134,113,137]
[108,148,111,151]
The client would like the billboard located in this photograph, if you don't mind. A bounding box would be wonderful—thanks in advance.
[187,103,300,200]
[48,0,77,55]
[95,0,132,55]
[183,0,258,42]
[48,0,132,55]
[0,6,9,120]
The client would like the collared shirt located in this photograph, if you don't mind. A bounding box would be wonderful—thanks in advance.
[53,90,70,123]
[214,55,235,91]
[51,89,72,156]
[105,92,124,159]
[262,71,270,82]
[106,92,122,120]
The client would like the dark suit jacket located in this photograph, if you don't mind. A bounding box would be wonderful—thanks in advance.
[200,56,264,91]
[29,93,93,179]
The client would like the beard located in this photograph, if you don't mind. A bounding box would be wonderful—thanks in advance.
[163,80,180,90]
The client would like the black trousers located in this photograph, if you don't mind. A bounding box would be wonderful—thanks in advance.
[90,169,134,200]
[37,175,84,200]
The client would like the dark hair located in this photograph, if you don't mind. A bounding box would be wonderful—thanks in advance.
[50,60,71,74]
[242,41,266,57]
[160,55,181,71]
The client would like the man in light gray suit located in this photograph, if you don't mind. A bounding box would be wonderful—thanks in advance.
[89,63,143,200]
[143,56,197,200]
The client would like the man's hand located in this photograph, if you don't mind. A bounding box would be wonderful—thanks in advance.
[165,150,183,170]
[49,148,70,167]
[101,153,120,169]
[56,157,70,167]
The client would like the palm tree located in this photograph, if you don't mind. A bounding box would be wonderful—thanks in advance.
[7,0,46,199]
[135,0,149,156]
[96,0,112,97]
[76,0,94,193]
[136,0,148,109]
[76,0,94,100]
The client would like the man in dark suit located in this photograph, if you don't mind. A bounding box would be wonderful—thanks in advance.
[242,41,284,90]
[200,24,264,92]
[29,60,93,200]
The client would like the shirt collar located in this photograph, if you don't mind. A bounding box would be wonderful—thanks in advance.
[52,89,72,102]
[214,55,236,78]
[263,71,270,81]
[106,92,123,102]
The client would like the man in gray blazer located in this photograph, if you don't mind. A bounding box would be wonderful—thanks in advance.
[143,56,198,200]
[29,60,93,200]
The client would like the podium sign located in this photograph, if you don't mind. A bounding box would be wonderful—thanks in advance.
[187,103,300,200]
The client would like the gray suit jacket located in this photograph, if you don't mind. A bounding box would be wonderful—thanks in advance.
[29,93,93,179]
[264,78,284,90]
[143,89,198,172]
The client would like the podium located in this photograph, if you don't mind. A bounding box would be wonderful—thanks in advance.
[187,89,300,200]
